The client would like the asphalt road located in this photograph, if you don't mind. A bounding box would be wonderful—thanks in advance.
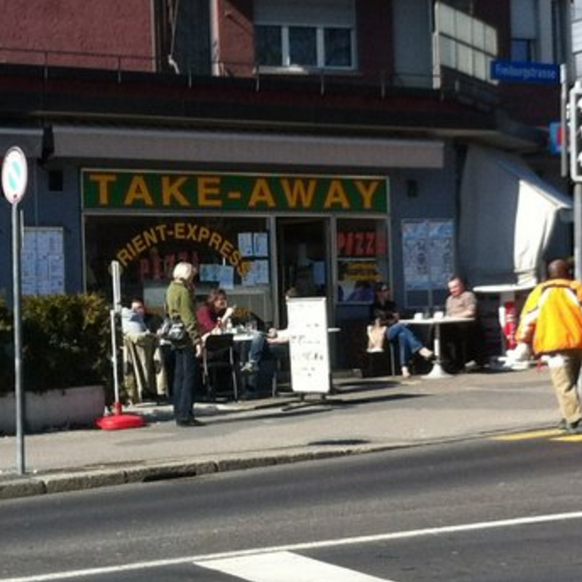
[1,431,582,581]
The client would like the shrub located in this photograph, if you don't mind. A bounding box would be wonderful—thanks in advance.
[0,294,113,399]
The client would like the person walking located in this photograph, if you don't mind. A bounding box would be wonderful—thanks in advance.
[516,258,582,434]
[165,261,204,427]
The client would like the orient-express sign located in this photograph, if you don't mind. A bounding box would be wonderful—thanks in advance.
[82,171,388,213]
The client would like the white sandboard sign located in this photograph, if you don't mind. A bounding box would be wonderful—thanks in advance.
[286,297,330,394]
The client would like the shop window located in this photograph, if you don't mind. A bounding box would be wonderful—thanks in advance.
[336,219,388,304]
[84,215,272,322]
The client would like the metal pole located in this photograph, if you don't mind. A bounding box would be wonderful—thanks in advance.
[12,203,24,474]
[561,64,569,178]
[576,183,582,281]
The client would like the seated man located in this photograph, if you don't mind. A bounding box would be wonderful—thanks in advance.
[121,298,167,403]
[441,275,486,371]
[241,327,290,397]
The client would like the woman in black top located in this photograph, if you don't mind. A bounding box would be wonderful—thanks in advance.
[369,283,433,378]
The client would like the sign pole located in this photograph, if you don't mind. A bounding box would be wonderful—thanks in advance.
[2,146,29,475]
[12,202,24,474]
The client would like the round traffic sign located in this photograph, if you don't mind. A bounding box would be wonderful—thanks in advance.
[2,146,28,205]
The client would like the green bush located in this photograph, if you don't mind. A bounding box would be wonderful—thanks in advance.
[0,294,113,399]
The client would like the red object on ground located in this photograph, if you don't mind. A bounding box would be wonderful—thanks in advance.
[503,301,517,350]
[95,402,147,430]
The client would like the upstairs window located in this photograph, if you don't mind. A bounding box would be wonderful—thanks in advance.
[255,0,356,71]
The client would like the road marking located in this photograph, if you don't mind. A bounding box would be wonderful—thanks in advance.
[5,511,582,582]
[195,550,396,581]
[551,434,582,442]
[491,429,563,441]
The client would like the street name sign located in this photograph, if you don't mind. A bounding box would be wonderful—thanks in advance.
[490,60,560,85]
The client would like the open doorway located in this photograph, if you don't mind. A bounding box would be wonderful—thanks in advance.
[276,217,330,327]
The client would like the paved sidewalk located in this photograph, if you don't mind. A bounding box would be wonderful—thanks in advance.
[0,365,559,500]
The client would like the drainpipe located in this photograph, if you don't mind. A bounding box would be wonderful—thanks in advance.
[210,0,222,76]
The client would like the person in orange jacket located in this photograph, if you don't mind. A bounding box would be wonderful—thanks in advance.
[516,258,582,434]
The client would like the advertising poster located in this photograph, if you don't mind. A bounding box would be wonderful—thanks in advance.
[402,219,454,291]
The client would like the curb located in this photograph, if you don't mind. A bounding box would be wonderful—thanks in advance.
[0,444,400,500]
[0,423,547,501]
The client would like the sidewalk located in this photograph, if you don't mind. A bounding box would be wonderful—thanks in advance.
[0,365,558,500]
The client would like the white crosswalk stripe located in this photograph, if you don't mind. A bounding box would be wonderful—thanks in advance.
[194,550,397,582]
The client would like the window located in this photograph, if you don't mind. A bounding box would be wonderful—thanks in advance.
[254,0,356,71]
[336,219,389,304]
[510,38,535,62]
[256,24,355,70]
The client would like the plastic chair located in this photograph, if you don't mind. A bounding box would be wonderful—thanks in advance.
[202,334,239,401]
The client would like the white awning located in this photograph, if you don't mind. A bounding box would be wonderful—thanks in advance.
[51,125,445,169]
[458,146,572,287]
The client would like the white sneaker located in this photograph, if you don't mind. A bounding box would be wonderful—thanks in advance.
[401,366,411,379]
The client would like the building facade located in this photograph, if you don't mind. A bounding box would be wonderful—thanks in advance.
[0,0,573,368]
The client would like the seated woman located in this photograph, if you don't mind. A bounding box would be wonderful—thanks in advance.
[196,288,234,336]
[369,283,433,378]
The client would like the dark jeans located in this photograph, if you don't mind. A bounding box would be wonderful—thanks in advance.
[386,322,424,367]
[440,320,486,371]
[247,333,288,393]
[172,346,199,422]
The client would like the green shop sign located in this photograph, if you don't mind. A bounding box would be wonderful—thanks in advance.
[82,170,388,213]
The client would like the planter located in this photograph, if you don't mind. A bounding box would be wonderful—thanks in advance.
[0,385,105,435]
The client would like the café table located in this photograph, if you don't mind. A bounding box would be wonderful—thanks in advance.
[399,316,475,379]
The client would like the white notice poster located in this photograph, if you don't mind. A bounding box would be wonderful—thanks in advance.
[286,297,330,394]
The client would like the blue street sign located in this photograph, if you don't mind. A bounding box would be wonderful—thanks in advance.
[490,60,560,85]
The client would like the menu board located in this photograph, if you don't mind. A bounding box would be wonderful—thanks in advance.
[21,227,65,295]
[286,297,330,394]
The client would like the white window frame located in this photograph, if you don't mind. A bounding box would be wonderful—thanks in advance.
[257,24,356,72]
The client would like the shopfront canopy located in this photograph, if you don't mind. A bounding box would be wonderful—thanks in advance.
[458,146,572,288]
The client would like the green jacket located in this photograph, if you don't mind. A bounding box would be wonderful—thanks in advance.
[165,280,202,347]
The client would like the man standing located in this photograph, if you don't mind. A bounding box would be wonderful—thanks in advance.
[516,259,582,434]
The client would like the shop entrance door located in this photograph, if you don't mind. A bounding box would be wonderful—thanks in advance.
[276,217,330,328]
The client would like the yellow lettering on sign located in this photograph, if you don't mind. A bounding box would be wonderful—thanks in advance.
[162,176,189,207]
[116,248,133,268]
[198,227,211,242]
[221,240,234,256]
[324,180,350,209]
[281,179,316,208]
[198,176,222,207]
[88,173,117,206]
[174,222,186,239]
[209,231,223,251]
[131,234,147,254]
[355,180,380,209]
[125,176,154,206]
[249,178,276,208]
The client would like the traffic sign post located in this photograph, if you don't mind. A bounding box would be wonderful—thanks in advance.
[1,146,28,475]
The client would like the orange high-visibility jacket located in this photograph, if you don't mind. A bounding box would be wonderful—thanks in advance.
[516,278,582,355]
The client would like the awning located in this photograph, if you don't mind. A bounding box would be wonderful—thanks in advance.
[458,146,572,287]
[50,125,444,169]
[0,128,44,159]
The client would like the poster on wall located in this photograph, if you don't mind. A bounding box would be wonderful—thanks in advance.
[402,219,454,291]
[21,227,65,295]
